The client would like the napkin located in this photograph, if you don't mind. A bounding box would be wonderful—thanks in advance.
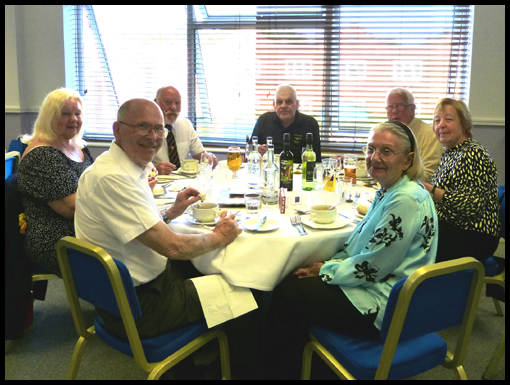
[190,274,258,328]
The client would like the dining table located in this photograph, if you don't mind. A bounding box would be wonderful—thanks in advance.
[155,163,376,291]
[153,163,377,327]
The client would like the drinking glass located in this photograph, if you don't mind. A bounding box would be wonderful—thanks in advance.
[342,177,353,200]
[196,162,211,189]
[313,163,327,191]
[322,158,337,192]
[244,193,261,214]
[200,152,213,170]
[343,154,358,185]
[227,146,242,179]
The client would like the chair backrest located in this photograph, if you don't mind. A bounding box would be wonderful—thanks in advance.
[380,258,484,342]
[497,186,505,238]
[56,236,142,325]
[8,138,28,157]
[5,151,20,179]
[375,257,484,379]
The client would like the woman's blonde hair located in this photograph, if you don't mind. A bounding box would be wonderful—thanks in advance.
[370,122,424,182]
[22,88,86,148]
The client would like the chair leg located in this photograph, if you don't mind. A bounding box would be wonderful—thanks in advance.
[452,365,467,380]
[217,331,231,380]
[482,334,505,380]
[492,297,504,316]
[301,342,314,380]
[66,336,88,380]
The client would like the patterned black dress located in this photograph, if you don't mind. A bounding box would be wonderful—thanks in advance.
[18,146,94,276]
[429,138,501,262]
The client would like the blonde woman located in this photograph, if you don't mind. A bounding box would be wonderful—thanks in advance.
[17,88,94,275]
[423,98,501,263]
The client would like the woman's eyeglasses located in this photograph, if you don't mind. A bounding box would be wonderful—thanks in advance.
[363,145,405,159]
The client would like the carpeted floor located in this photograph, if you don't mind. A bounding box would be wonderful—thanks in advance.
[5,276,505,380]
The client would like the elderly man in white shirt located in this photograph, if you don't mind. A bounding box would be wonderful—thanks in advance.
[153,86,218,174]
[385,87,443,182]
[75,98,244,341]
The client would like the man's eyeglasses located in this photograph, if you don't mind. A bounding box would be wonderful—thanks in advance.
[385,103,413,111]
[363,145,405,159]
[118,121,168,138]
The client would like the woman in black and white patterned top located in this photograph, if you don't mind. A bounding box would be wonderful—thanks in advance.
[423,98,501,263]
[18,88,94,276]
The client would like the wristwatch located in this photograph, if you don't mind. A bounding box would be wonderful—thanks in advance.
[160,209,171,224]
[430,185,436,198]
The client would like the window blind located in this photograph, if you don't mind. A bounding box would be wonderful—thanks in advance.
[64,5,473,150]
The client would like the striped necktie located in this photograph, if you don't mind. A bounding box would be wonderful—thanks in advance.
[165,124,180,170]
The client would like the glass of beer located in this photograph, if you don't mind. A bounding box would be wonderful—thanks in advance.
[343,154,358,185]
[227,146,242,179]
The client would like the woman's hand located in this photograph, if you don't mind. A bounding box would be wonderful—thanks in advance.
[293,262,325,278]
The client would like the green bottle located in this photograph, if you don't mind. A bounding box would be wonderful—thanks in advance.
[279,133,293,191]
[302,133,316,191]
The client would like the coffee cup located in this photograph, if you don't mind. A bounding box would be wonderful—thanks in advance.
[181,159,199,173]
[191,202,220,222]
[310,204,337,224]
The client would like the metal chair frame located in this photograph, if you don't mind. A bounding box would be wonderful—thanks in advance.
[302,257,485,380]
[56,236,230,380]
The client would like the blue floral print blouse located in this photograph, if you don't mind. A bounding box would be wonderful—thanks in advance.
[320,176,438,330]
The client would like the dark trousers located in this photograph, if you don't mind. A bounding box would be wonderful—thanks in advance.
[97,259,205,340]
[436,220,500,264]
[260,274,379,380]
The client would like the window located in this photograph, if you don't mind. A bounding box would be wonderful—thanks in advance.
[64,5,473,151]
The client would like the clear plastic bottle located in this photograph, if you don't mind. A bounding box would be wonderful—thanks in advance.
[261,141,278,205]
[247,136,262,188]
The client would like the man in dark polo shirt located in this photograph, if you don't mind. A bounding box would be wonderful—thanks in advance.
[251,84,321,163]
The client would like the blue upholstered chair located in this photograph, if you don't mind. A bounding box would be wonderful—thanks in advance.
[481,186,505,379]
[56,236,231,380]
[483,185,505,316]
[301,257,485,380]
[5,151,20,179]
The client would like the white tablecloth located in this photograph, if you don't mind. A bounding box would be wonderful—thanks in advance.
[158,165,376,326]
[164,167,376,290]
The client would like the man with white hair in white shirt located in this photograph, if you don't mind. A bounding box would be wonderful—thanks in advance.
[153,86,218,174]
[385,87,443,182]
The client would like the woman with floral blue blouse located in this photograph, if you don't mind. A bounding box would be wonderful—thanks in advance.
[261,121,438,379]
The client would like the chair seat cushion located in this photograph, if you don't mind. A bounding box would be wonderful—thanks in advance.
[310,325,447,380]
[95,317,209,363]
[483,257,499,277]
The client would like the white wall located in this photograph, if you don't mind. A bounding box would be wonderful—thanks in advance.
[5,5,506,184]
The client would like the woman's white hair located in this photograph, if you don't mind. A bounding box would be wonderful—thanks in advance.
[370,122,424,181]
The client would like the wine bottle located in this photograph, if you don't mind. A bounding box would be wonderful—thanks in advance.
[279,133,293,191]
[302,133,316,191]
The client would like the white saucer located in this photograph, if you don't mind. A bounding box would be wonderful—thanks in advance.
[185,214,219,226]
[177,168,198,176]
[242,217,279,232]
[301,215,353,229]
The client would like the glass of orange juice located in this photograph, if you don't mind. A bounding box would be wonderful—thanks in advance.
[227,146,242,179]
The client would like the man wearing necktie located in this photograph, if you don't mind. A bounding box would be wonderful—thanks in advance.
[153,86,218,174]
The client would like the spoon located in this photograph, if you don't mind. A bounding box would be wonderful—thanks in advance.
[327,197,348,211]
